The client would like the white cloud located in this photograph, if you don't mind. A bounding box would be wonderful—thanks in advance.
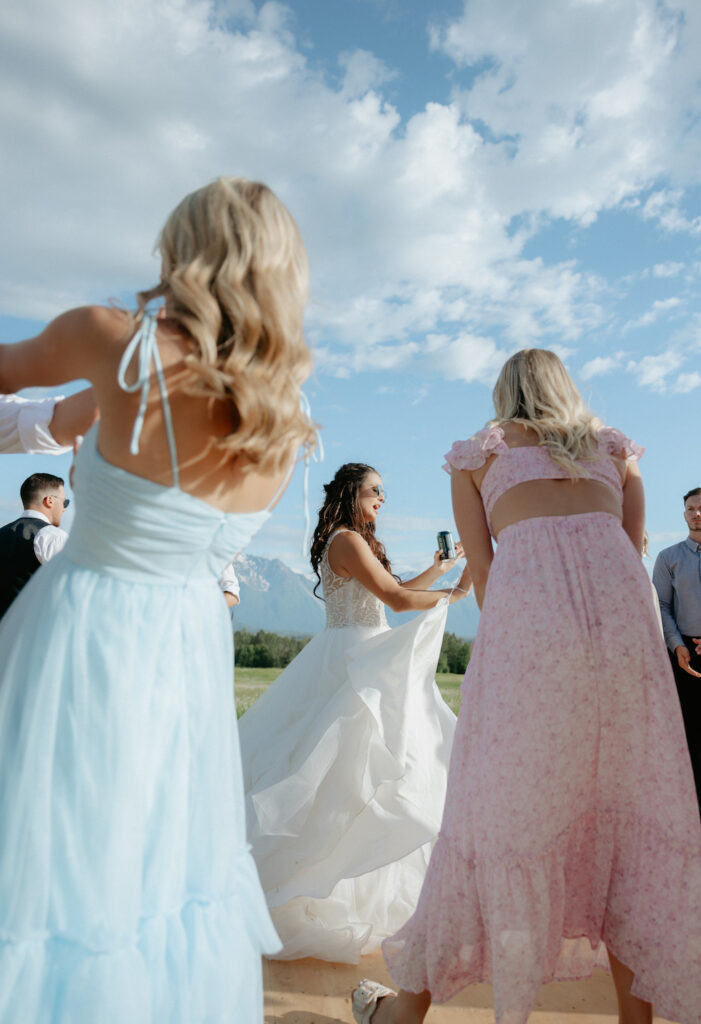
[642,190,701,235]
[627,349,683,391]
[432,0,701,223]
[623,296,682,332]
[423,332,511,385]
[0,0,700,389]
[339,49,397,98]
[580,353,625,380]
[673,371,701,394]
[217,0,256,20]
[380,513,448,534]
[653,261,685,278]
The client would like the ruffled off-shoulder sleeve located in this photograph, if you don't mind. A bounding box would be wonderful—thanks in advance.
[597,426,645,461]
[443,425,508,473]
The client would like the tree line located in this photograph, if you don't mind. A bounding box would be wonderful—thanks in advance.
[234,629,309,668]
[436,632,472,675]
[234,628,472,674]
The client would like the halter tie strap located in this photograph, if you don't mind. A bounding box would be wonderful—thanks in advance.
[116,314,180,488]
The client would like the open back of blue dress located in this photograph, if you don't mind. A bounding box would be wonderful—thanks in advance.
[0,316,279,1023]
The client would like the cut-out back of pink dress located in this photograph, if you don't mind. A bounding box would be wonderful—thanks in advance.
[442,424,644,536]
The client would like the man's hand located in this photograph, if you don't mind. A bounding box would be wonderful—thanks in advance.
[676,645,701,677]
[693,637,701,655]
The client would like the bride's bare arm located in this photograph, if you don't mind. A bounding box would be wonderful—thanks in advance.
[451,468,493,610]
[327,532,467,612]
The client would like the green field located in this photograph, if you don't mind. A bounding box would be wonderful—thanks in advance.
[234,666,464,718]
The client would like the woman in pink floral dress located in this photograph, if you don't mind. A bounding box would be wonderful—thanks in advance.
[354,349,701,1024]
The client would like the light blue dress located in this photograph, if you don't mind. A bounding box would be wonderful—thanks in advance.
[0,317,280,1023]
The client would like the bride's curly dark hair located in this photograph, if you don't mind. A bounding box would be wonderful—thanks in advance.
[310,463,397,598]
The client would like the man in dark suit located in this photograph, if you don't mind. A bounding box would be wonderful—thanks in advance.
[0,472,69,617]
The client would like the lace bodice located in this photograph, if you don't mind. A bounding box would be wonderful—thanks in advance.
[443,425,644,537]
[320,530,388,630]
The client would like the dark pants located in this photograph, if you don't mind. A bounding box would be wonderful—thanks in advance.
[670,635,701,816]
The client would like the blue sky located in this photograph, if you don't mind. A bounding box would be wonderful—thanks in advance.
[2,0,701,584]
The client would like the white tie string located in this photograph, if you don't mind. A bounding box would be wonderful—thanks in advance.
[299,391,324,557]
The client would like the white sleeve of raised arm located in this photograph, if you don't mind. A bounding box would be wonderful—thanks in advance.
[218,562,240,598]
[33,525,69,564]
[0,394,70,454]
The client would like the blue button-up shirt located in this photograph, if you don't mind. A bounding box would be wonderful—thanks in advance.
[652,537,701,652]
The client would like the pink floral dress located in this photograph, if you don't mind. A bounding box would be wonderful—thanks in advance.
[383,426,701,1024]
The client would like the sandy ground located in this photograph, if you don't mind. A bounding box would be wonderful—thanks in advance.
[264,953,676,1023]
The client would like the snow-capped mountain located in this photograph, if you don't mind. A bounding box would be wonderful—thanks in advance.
[232,554,325,635]
[230,554,480,639]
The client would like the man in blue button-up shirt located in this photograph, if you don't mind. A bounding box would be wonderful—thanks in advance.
[653,486,701,809]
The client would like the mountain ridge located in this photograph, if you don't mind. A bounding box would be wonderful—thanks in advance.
[231,553,480,639]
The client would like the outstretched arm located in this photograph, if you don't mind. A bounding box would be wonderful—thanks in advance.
[0,306,128,394]
[0,394,67,454]
[328,531,469,612]
[401,544,466,590]
[48,388,98,446]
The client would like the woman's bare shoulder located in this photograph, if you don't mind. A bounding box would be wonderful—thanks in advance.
[328,529,363,552]
[56,304,134,344]
[329,530,380,567]
[499,420,538,446]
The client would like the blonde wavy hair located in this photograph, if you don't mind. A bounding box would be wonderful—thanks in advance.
[491,348,602,475]
[136,176,315,473]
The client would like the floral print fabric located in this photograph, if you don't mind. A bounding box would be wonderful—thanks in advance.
[443,425,645,536]
[383,437,701,1024]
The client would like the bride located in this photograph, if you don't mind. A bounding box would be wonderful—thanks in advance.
[239,462,472,963]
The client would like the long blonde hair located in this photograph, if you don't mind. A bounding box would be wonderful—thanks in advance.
[491,348,601,475]
[136,177,315,473]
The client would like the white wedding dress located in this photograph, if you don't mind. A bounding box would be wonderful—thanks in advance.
[239,529,456,963]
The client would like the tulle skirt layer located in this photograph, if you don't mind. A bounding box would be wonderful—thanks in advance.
[1,862,273,1024]
[383,514,701,1023]
[240,601,455,963]
[0,556,279,1023]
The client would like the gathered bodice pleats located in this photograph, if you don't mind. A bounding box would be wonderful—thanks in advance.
[64,428,269,583]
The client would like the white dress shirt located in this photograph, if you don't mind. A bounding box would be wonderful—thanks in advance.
[0,394,70,455]
[218,562,240,599]
[21,510,69,564]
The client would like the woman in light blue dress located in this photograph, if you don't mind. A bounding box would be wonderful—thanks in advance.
[0,177,315,1023]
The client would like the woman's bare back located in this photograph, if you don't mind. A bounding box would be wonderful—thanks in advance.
[88,309,291,514]
[471,421,625,539]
